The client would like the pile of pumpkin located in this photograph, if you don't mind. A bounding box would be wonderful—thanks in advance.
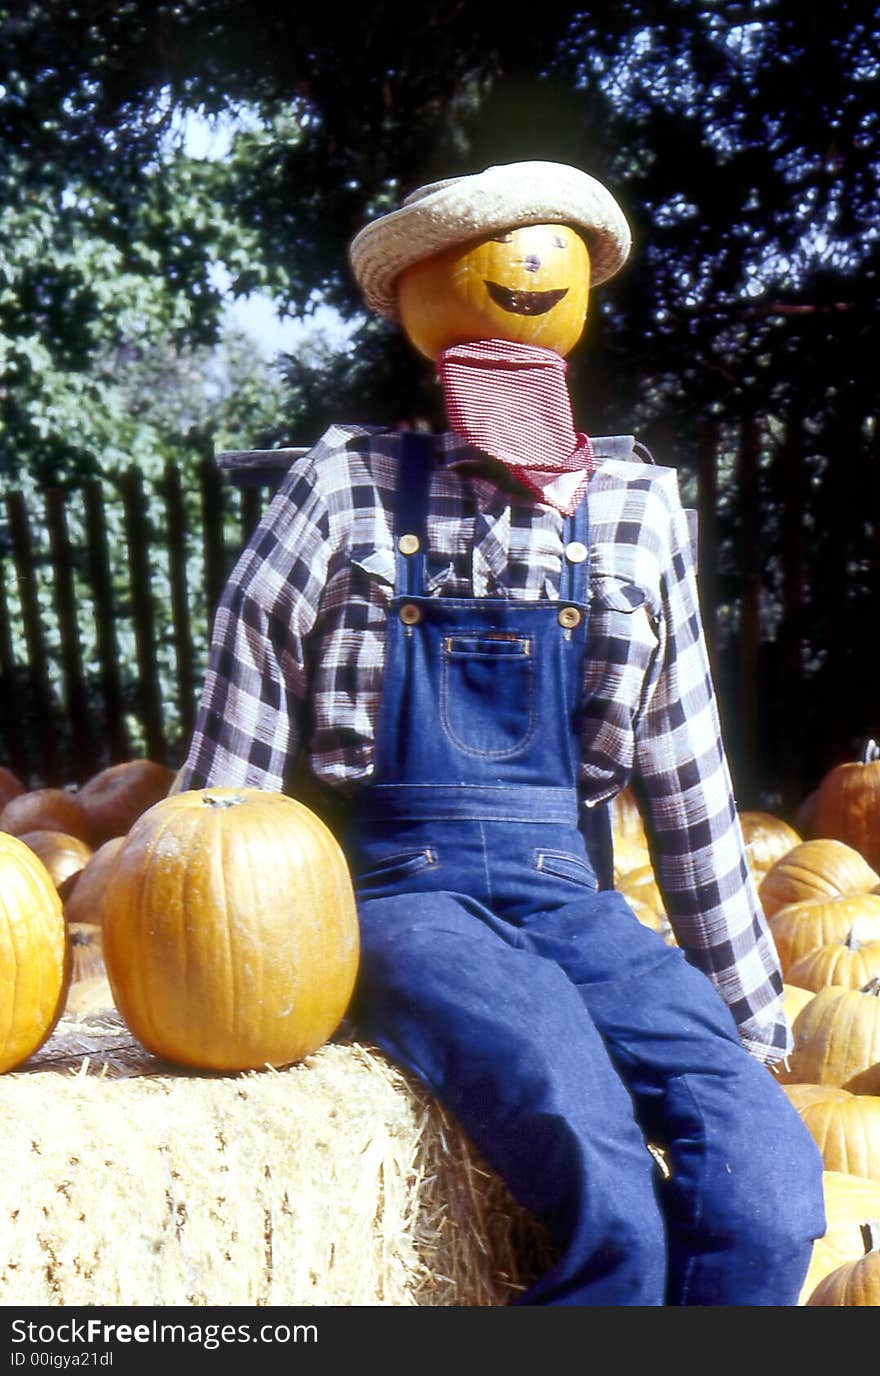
[613,739,880,1306]
[3,740,880,1305]
[0,760,359,1078]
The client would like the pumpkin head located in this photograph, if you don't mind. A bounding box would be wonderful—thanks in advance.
[398,223,590,360]
[0,831,70,1073]
[102,787,360,1072]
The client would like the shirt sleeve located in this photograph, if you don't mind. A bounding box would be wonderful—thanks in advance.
[174,448,331,794]
[630,471,791,1066]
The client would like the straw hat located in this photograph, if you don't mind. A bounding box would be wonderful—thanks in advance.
[349,160,632,320]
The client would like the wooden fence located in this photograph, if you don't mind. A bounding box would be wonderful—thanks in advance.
[0,428,876,815]
[1,456,261,789]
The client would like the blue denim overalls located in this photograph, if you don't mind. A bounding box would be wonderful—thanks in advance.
[344,433,824,1306]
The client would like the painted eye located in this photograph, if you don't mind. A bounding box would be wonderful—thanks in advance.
[553,235,566,249]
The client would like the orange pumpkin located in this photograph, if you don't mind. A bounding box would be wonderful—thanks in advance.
[0,786,91,844]
[75,758,176,847]
[102,787,360,1071]
[783,982,815,1025]
[617,862,664,917]
[612,786,649,850]
[791,1088,880,1181]
[782,1081,850,1112]
[738,810,801,875]
[61,836,125,929]
[625,893,677,946]
[782,978,880,1092]
[17,829,93,894]
[806,1222,880,1305]
[787,926,880,993]
[67,921,105,984]
[811,740,880,871]
[758,838,880,921]
[398,223,591,359]
[800,1172,880,1303]
[0,831,70,1073]
[769,893,880,978]
[612,836,652,882]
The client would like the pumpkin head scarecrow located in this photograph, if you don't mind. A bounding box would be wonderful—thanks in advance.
[349,160,630,515]
[177,159,825,1305]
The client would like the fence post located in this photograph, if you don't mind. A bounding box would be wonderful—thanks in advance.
[4,490,60,784]
[120,467,166,763]
[0,556,33,783]
[46,488,94,782]
[162,461,196,752]
[200,452,228,621]
[82,479,131,765]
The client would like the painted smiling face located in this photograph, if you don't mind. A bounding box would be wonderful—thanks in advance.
[397,222,591,360]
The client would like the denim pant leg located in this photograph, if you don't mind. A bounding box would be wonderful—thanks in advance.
[525,890,827,1306]
[352,889,668,1306]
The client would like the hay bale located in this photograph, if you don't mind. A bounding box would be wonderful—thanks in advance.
[0,994,552,1306]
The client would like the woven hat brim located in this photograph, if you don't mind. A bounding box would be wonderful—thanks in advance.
[349,160,632,319]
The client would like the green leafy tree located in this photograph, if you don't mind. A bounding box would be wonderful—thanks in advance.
[0,0,877,803]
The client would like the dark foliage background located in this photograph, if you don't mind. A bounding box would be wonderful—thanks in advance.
[0,0,877,805]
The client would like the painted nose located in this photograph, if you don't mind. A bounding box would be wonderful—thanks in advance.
[522,254,541,272]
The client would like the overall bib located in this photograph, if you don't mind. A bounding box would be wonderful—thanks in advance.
[344,434,824,1306]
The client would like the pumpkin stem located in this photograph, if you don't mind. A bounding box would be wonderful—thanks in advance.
[845,920,876,950]
[201,794,245,809]
[860,1221,880,1254]
[863,739,880,764]
[861,976,880,997]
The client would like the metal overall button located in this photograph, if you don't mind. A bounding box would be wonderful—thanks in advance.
[564,540,588,564]
[558,606,582,629]
[398,533,420,555]
[399,603,423,625]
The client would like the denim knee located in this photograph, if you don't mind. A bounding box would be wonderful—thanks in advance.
[703,1099,826,1260]
[666,1070,826,1305]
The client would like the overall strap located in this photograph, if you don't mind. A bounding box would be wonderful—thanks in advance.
[558,489,590,605]
[393,430,435,596]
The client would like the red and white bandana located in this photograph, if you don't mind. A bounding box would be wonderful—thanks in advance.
[436,339,596,514]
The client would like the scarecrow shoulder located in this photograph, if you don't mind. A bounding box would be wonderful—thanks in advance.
[258,424,400,510]
[592,453,683,506]
[589,457,697,567]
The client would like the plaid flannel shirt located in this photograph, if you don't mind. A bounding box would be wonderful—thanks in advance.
[177,422,790,1065]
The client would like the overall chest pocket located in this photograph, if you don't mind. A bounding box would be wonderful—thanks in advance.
[439,632,536,758]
